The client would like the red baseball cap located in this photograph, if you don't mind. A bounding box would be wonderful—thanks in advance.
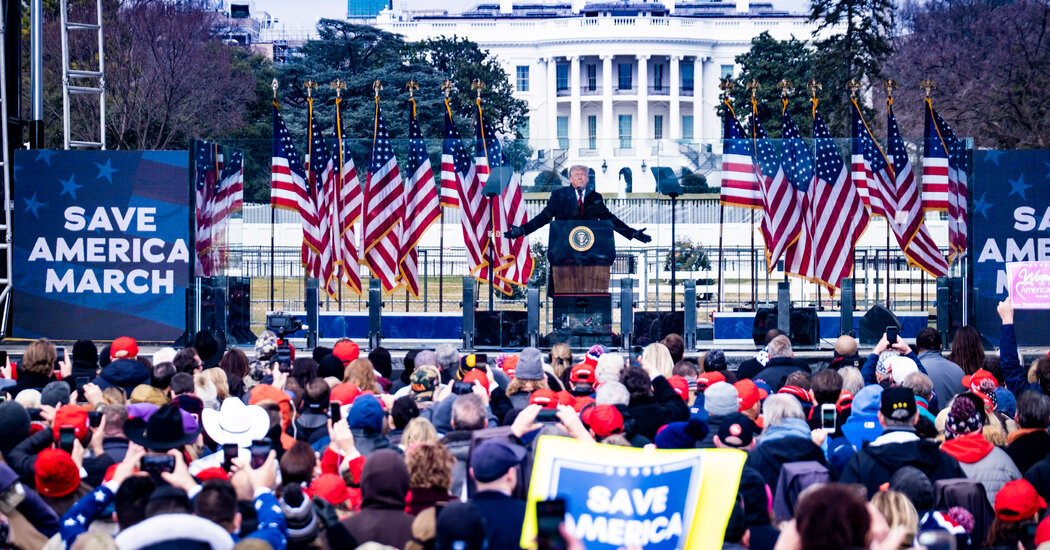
[195,467,230,483]
[995,479,1046,521]
[668,375,690,402]
[582,404,623,438]
[1036,515,1050,546]
[529,389,558,409]
[462,370,490,392]
[110,336,138,359]
[309,473,351,506]
[330,383,362,407]
[735,379,769,411]
[572,396,596,412]
[963,369,998,394]
[333,341,360,364]
[570,363,595,384]
[53,404,89,441]
[556,391,575,407]
[501,355,519,378]
[35,448,80,498]
[696,371,726,392]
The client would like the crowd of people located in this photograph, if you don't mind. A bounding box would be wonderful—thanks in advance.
[0,297,1048,549]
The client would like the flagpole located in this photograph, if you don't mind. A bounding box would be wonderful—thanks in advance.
[331,80,348,309]
[747,80,760,310]
[270,82,278,311]
[439,85,455,313]
[884,79,897,311]
[716,83,733,314]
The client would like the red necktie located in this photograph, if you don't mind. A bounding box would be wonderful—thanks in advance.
[577,189,584,214]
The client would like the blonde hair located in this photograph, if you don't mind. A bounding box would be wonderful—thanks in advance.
[505,376,548,396]
[71,533,119,550]
[344,358,381,394]
[550,343,573,379]
[194,368,229,409]
[401,417,439,449]
[404,507,438,550]
[22,338,57,375]
[871,490,918,548]
[642,343,674,379]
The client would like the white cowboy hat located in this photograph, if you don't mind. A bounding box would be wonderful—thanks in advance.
[201,397,270,447]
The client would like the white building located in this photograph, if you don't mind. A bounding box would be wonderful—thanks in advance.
[374,0,815,193]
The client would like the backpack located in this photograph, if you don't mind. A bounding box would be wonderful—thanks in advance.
[934,478,996,544]
[772,461,831,523]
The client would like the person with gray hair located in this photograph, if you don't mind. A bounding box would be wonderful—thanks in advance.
[503,164,651,242]
[434,344,461,384]
[753,335,811,392]
[595,381,630,406]
[1007,391,1050,474]
[838,366,864,396]
[595,353,625,385]
[444,393,490,496]
[745,394,830,488]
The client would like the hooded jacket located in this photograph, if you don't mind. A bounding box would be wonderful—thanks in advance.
[91,358,149,396]
[840,432,965,497]
[249,384,295,451]
[612,404,652,448]
[340,449,415,549]
[752,358,811,393]
[940,431,1021,507]
[745,418,831,488]
[627,375,690,441]
[1007,428,1050,475]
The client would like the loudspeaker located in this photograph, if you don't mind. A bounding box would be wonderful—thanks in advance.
[474,311,529,348]
[752,307,779,346]
[306,278,319,348]
[752,306,820,347]
[859,305,901,345]
[227,277,256,345]
[461,276,475,350]
[632,311,684,347]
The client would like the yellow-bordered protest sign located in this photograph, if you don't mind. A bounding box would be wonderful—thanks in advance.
[520,435,747,550]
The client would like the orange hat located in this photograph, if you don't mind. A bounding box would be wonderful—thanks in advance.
[53,404,89,441]
[667,375,690,402]
[735,379,769,411]
[529,389,558,409]
[696,371,726,392]
[333,341,360,364]
[462,370,489,392]
[110,337,139,359]
[570,363,595,384]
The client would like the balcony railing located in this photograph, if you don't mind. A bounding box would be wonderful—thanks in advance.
[580,86,602,96]
[648,85,670,96]
[614,86,636,95]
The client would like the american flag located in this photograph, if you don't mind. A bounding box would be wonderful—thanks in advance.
[195,142,242,277]
[780,112,816,281]
[271,100,323,279]
[333,99,362,295]
[809,109,869,293]
[720,101,762,209]
[194,140,218,277]
[400,101,441,298]
[887,106,949,277]
[753,112,802,270]
[363,101,405,293]
[306,114,336,296]
[448,105,490,282]
[439,100,461,209]
[923,99,968,264]
[475,111,533,295]
[851,100,895,220]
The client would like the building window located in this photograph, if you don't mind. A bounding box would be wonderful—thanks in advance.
[618,114,632,149]
[682,115,694,140]
[556,64,569,91]
[587,115,597,149]
[721,64,734,79]
[654,115,663,140]
[557,116,568,149]
[516,65,530,92]
[618,63,632,90]
[586,64,597,91]
[653,64,664,91]
[681,63,694,91]
[517,117,530,139]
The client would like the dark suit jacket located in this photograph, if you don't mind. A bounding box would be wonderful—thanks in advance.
[520,185,636,238]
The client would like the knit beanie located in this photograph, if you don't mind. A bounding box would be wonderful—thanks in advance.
[944,397,982,440]
[35,448,80,498]
[0,402,30,455]
[40,381,72,408]
[317,354,345,380]
[368,347,392,380]
[280,483,319,544]
[704,382,739,417]
[72,340,98,365]
[654,417,709,449]
[514,347,544,381]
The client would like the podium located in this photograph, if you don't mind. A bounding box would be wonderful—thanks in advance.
[547,220,616,347]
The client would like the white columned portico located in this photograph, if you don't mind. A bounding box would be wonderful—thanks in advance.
[670,55,681,140]
[569,55,581,155]
[547,56,558,151]
[637,54,649,152]
[601,54,614,158]
[694,57,705,144]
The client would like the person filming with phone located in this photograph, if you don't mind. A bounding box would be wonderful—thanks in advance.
[861,327,930,389]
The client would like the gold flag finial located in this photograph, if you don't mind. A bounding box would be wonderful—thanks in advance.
[441,79,453,99]
[746,79,760,101]
[303,80,318,98]
[330,79,346,99]
[471,79,486,100]
[920,79,936,98]
[406,80,419,99]
[777,79,794,99]
[807,80,822,100]
[719,78,734,101]
[372,79,383,99]
[847,80,862,99]
[884,79,898,100]
[272,78,278,99]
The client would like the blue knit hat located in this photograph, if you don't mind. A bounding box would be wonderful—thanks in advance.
[348,394,384,433]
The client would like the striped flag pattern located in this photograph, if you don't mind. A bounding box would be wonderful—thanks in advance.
[923,99,968,264]
[447,105,491,282]
[400,101,442,298]
[271,101,323,279]
[306,114,337,296]
[753,112,803,269]
[333,99,362,295]
[780,112,816,282]
[809,109,869,293]
[363,101,405,293]
[720,101,762,209]
[439,99,462,209]
[193,140,218,277]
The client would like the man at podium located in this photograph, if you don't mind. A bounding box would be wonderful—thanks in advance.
[504,165,652,242]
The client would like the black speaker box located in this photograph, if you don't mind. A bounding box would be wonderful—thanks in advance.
[859,305,901,345]
[632,311,685,347]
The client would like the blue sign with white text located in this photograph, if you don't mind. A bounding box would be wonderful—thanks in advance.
[12,150,190,341]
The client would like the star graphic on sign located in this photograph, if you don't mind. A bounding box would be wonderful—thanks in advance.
[60,174,83,199]
[95,159,118,183]
[1044,162,1050,179]
[23,193,45,218]
[1009,174,1032,200]
[35,150,56,166]
[973,192,993,219]
[984,150,1003,166]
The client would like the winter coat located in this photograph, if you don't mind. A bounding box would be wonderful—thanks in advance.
[1000,323,1040,396]
[612,404,653,448]
[115,513,235,549]
[745,418,830,488]
[940,431,1021,506]
[6,370,58,398]
[752,358,811,393]
[472,490,526,550]
[405,487,455,515]
[90,358,149,396]
[340,450,416,549]
[0,463,58,538]
[1006,428,1050,475]
[698,414,727,449]
[442,429,475,497]
[917,351,965,411]
[840,431,966,497]
[626,375,690,441]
